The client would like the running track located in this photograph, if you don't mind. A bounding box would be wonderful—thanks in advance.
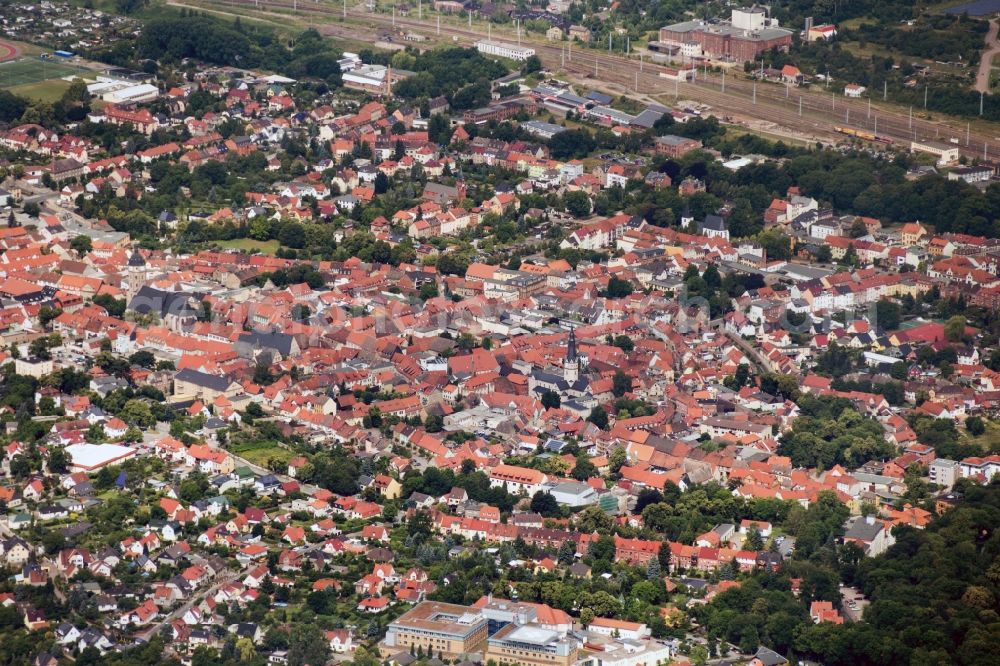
[0,40,20,63]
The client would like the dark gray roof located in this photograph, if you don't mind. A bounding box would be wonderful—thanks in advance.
[844,516,884,542]
[701,214,727,231]
[632,108,665,128]
[586,91,613,104]
[174,368,232,392]
[237,330,296,356]
[129,286,203,318]
[752,647,787,666]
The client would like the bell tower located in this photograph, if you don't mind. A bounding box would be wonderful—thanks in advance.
[564,328,579,383]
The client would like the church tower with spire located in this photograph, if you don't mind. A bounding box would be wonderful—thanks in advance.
[125,250,147,303]
[564,327,579,383]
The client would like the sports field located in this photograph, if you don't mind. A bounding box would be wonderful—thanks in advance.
[0,57,88,89]
[8,79,73,102]
[0,41,16,62]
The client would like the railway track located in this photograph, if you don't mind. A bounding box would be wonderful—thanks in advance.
[194,0,999,159]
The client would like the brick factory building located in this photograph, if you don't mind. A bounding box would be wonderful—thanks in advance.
[659,6,793,62]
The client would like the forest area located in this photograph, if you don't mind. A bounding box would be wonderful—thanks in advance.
[695,480,1000,665]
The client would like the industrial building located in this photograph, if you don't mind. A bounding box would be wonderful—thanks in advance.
[475,40,536,61]
[64,443,138,472]
[909,140,961,167]
[86,76,160,104]
[659,6,793,62]
[342,65,412,96]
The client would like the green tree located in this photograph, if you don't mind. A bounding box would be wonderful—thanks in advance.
[530,490,559,516]
[129,350,156,368]
[965,416,985,436]
[605,276,633,298]
[424,413,444,432]
[541,390,561,410]
[612,370,633,398]
[522,54,542,73]
[588,406,609,430]
[608,445,627,473]
[548,129,596,160]
[724,363,753,390]
[235,637,256,662]
[571,454,597,481]
[48,446,71,474]
[745,526,764,551]
[612,334,634,353]
[563,190,592,218]
[287,624,330,666]
[944,315,967,342]
[875,299,902,331]
[38,305,61,328]
[419,282,439,301]
[70,235,93,257]
[119,399,155,428]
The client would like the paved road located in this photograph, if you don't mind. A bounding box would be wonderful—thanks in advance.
[976,19,1000,94]
[724,329,782,376]
[840,585,869,622]
[136,568,241,642]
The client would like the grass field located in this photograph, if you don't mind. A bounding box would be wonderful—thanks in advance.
[960,419,1000,453]
[0,57,88,89]
[0,39,45,58]
[9,79,72,102]
[216,238,281,254]
[229,441,292,467]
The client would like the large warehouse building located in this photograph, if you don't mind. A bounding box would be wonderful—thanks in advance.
[659,6,793,62]
[475,40,536,61]
[65,443,138,472]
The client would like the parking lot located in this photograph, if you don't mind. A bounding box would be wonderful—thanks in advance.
[840,585,869,622]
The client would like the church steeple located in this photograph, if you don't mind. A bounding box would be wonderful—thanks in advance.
[564,328,579,383]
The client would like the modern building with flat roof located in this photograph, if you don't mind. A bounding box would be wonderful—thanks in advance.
[379,601,488,660]
[65,443,138,472]
[522,120,567,139]
[576,633,673,666]
[486,622,579,666]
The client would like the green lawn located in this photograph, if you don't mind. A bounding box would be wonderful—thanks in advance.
[9,78,72,102]
[960,419,1000,453]
[229,441,292,467]
[0,57,87,88]
[216,238,281,254]
[2,39,45,57]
